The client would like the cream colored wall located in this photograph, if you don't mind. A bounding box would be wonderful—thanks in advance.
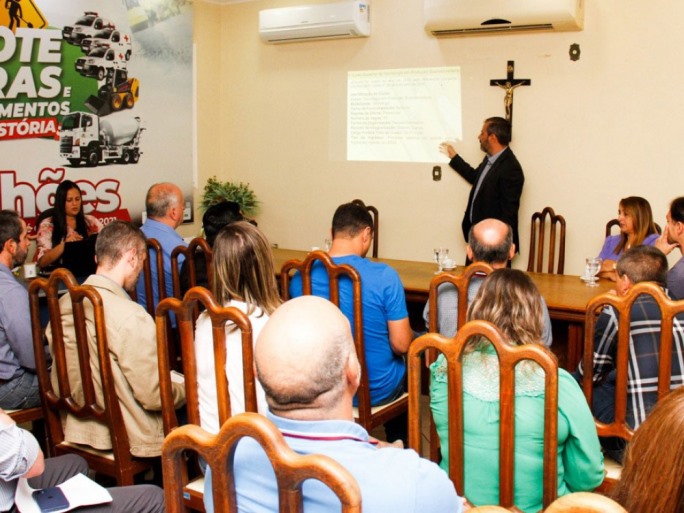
[194,0,684,275]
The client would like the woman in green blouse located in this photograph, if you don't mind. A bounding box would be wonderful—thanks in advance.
[430,269,604,513]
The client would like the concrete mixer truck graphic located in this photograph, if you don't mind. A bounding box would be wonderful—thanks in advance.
[59,111,144,167]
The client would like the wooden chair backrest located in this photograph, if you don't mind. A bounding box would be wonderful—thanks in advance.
[581,282,684,441]
[162,413,361,513]
[426,262,493,371]
[28,268,145,485]
[407,320,559,510]
[527,206,566,274]
[428,262,494,334]
[131,238,166,316]
[351,199,379,259]
[171,237,213,300]
[280,250,396,430]
[156,286,256,435]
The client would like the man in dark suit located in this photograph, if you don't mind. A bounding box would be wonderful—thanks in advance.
[441,117,525,263]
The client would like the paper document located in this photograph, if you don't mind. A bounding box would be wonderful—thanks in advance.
[16,472,112,513]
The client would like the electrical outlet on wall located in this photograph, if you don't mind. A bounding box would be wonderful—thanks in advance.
[183,200,193,222]
[432,166,441,181]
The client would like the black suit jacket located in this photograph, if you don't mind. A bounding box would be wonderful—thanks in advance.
[449,146,525,250]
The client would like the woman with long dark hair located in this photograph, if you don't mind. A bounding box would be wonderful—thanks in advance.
[35,180,102,268]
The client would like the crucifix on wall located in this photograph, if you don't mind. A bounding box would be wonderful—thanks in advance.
[490,61,531,133]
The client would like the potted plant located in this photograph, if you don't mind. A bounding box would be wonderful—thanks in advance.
[200,176,259,217]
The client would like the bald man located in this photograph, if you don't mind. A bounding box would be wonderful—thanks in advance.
[203,296,463,513]
[423,218,552,346]
[135,182,187,313]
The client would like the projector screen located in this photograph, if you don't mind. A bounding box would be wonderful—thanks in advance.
[347,66,462,163]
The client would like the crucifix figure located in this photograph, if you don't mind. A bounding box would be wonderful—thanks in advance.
[490,61,531,130]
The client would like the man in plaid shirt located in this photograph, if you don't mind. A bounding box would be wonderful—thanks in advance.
[577,245,684,461]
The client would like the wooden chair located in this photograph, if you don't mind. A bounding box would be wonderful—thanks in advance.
[580,281,684,490]
[544,492,627,513]
[156,286,257,512]
[130,238,166,315]
[162,412,362,513]
[6,407,43,425]
[28,268,153,485]
[351,199,379,258]
[407,320,559,511]
[171,237,213,300]
[425,262,493,462]
[427,262,494,340]
[527,207,566,274]
[279,250,407,433]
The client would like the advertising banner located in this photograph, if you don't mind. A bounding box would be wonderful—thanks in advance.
[0,0,194,233]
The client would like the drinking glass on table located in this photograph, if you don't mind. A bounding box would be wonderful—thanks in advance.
[433,248,442,273]
[584,257,602,286]
[433,248,450,273]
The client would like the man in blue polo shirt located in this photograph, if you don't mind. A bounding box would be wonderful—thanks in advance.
[135,182,187,313]
[203,296,463,513]
[289,202,413,440]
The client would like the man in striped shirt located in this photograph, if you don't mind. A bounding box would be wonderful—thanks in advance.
[577,245,684,461]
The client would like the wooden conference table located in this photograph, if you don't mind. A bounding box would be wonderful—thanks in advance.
[272,248,614,370]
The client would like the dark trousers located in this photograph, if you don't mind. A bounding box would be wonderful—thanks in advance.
[13,454,165,513]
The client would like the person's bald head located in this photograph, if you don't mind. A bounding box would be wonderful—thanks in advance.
[255,296,359,417]
[467,219,515,266]
[145,182,184,227]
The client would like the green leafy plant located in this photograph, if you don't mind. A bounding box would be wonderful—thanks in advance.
[200,177,259,217]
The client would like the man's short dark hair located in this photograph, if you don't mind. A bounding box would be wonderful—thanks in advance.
[0,210,22,249]
[670,197,684,224]
[468,223,513,264]
[485,116,512,146]
[95,221,146,266]
[332,202,373,238]
[203,201,244,247]
[616,246,668,287]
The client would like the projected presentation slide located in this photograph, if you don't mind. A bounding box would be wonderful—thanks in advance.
[347,66,462,163]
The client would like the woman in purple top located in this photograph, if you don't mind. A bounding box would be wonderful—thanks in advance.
[598,196,659,281]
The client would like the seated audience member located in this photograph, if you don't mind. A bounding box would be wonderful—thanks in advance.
[612,386,684,513]
[0,408,165,512]
[655,196,684,300]
[204,296,464,513]
[195,221,281,432]
[289,202,413,441]
[0,210,45,409]
[597,196,659,281]
[423,218,552,346]
[431,269,603,513]
[179,200,244,295]
[576,245,684,461]
[136,182,187,313]
[35,180,102,271]
[46,221,185,457]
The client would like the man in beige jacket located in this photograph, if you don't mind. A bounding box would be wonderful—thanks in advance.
[47,221,185,457]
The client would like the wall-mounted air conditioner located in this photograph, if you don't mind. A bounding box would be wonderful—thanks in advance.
[259,1,370,44]
[424,0,584,37]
